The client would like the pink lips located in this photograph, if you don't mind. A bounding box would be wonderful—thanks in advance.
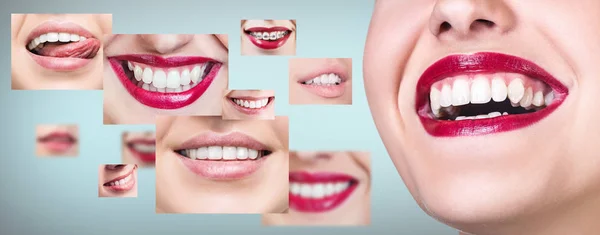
[415,52,569,137]
[298,63,349,98]
[26,21,99,71]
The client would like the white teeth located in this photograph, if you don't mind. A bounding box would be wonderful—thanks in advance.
[519,87,533,107]
[507,78,525,103]
[303,73,342,85]
[440,84,452,107]
[133,65,143,81]
[132,144,155,153]
[180,69,191,86]
[185,146,262,160]
[470,75,491,104]
[39,34,47,43]
[236,147,248,160]
[107,173,133,186]
[197,147,208,160]
[252,31,287,40]
[532,91,544,107]
[70,34,80,42]
[127,62,133,71]
[166,70,181,89]
[452,78,470,106]
[128,62,209,91]
[46,33,59,42]
[152,70,167,89]
[269,32,277,40]
[232,98,270,109]
[491,77,508,102]
[190,65,202,83]
[222,147,237,160]
[545,91,554,106]
[430,87,441,116]
[488,112,501,118]
[262,32,269,40]
[207,146,222,160]
[28,32,84,50]
[142,67,153,84]
[290,182,351,198]
[58,33,70,42]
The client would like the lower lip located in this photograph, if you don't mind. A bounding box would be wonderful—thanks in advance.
[246,33,291,50]
[178,155,267,180]
[29,52,92,71]
[127,145,155,164]
[300,83,346,98]
[107,59,222,110]
[104,171,136,192]
[228,98,272,115]
[39,140,74,153]
[289,172,358,213]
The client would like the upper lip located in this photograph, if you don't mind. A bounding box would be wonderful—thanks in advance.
[37,131,76,142]
[103,166,136,185]
[245,26,291,33]
[26,20,96,44]
[289,171,357,183]
[175,132,270,151]
[108,54,220,67]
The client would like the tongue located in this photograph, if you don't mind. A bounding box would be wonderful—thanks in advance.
[38,38,101,59]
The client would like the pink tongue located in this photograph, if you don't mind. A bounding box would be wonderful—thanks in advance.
[38,38,101,59]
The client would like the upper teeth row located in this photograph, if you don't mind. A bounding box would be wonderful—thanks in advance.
[250,31,288,40]
[185,146,261,160]
[28,32,86,50]
[132,144,155,153]
[430,75,555,116]
[290,182,350,198]
[233,98,269,109]
[302,73,342,85]
[107,174,132,186]
[127,61,208,90]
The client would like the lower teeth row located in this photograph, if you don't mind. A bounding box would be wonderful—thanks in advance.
[455,112,509,121]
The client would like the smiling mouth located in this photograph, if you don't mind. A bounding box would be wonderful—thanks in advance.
[127,139,156,164]
[289,171,358,212]
[228,96,274,114]
[244,27,292,50]
[299,73,346,98]
[416,52,568,137]
[102,167,137,192]
[107,54,222,110]
[37,132,77,153]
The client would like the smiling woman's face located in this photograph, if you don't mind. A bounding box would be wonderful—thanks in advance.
[241,20,296,56]
[155,116,289,213]
[364,0,600,234]
[103,34,229,124]
[11,14,111,90]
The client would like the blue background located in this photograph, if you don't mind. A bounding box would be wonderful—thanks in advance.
[1,0,454,234]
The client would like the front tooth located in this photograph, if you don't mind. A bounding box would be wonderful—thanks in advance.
[507,78,525,103]
[545,91,554,106]
[455,116,467,120]
[300,184,311,197]
[190,66,201,83]
[329,74,338,84]
[269,32,277,40]
[532,91,544,106]
[262,32,269,40]
[134,65,143,81]
[39,34,48,43]
[325,183,335,196]
[152,70,167,89]
[188,149,196,160]
[440,84,452,107]
[489,112,501,118]
[46,33,59,42]
[470,75,491,104]
[430,87,441,116]
[248,149,258,159]
[70,34,80,42]
[237,147,248,160]
[180,69,191,86]
[290,183,301,195]
[519,87,533,107]
[142,67,153,84]
[491,77,508,102]
[166,70,181,89]
[119,179,126,185]
[127,61,133,71]
[250,101,257,108]
[475,114,489,119]
[207,146,222,160]
[311,184,325,198]
[452,78,470,106]
[222,146,237,160]
[114,181,120,186]
[58,33,70,42]
[197,147,208,160]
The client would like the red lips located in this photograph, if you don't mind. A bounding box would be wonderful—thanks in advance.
[415,52,569,137]
[107,54,222,110]
[289,171,358,213]
[126,139,155,164]
[245,27,292,50]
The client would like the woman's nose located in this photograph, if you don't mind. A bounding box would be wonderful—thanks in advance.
[138,34,194,54]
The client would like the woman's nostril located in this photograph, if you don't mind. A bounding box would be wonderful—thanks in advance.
[440,22,452,34]
[471,19,496,31]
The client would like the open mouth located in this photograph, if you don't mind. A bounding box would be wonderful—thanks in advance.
[127,139,156,164]
[173,132,273,180]
[289,171,358,212]
[26,21,100,71]
[107,54,223,110]
[244,27,292,50]
[227,96,274,115]
[416,52,568,137]
[102,165,137,193]
[298,72,347,98]
[37,131,77,153]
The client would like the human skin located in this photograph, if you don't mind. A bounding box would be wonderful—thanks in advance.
[363,1,600,235]
[11,14,111,90]
[289,58,353,105]
[103,34,229,124]
[241,20,296,56]
[98,164,138,198]
[155,116,289,213]
[35,124,79,157]
[122,131,156,167]
[222,90,275,120]
[262,151,371,226]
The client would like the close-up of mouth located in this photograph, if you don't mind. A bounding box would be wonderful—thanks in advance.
[102,166,137,193]
[107,54,223,110]
[127,138,156,164]
[298,72,347,98]
[416,52,569,137]
[244,27,293,50]
[173,132,273,180]
[37,131,77,153]
[26,21,100,71]
[289,171,359,213]
[227,96,274,115]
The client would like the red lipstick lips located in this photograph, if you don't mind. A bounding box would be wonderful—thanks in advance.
[126,139,156,164]
[289,171,358,213]
[37,131,76,153]
[107,54,222,110]
[245,27,292,50]
[416,52,569,137]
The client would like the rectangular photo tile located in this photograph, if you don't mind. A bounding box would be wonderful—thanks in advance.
[122,131,155,167]
[98,164,138,198]
[289,58,352,105]
[241,19,296,56]
[223,89,275,120]
[35,124,79,157]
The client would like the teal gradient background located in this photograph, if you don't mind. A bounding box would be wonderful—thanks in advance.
[2,0,454,234]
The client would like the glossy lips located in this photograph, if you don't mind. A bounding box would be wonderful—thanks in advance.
[102,167,137,192]
[174,132,271,180]
[416,52,569,137]
[26,21,100,71]
[289,171,358,212]
[126,138,156,164]
[107,54,222,109]
[37,131,76,153]
[245,27,292,50]
[228,96,274,115]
